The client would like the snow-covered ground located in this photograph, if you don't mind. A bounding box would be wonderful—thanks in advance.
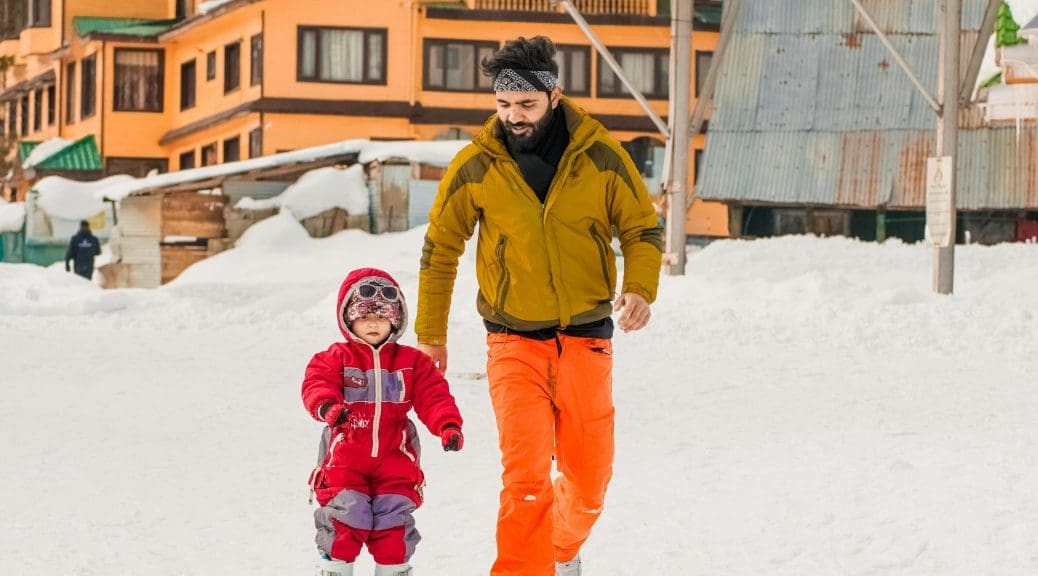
[2,218,1037,575]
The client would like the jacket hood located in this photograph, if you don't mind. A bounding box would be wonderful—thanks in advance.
[473,97,605,160]
[336,267,408,345]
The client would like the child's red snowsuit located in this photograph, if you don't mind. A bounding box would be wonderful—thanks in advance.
[302,267,462,565]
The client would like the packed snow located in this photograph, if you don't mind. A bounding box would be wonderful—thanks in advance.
[2,217,1036,575]
[236,165,369,220]
[0,199,25,232]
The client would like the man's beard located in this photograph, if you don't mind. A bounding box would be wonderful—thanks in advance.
[502,107,555,153]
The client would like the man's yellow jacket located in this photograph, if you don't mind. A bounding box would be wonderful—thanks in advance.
[416,98,663,345]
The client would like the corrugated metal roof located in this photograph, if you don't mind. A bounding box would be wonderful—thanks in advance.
[74,17,178,38]
[36,135,103,171]
[697,0,1038,210]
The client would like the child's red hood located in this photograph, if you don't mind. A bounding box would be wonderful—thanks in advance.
[336,267,407,344]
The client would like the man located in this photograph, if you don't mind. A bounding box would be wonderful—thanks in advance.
[65,220,101,280]
[415,36,663,576]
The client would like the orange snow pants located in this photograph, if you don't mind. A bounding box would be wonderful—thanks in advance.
[486,332,615,576]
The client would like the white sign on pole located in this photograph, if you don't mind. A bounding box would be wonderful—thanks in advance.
[925,156,953,247]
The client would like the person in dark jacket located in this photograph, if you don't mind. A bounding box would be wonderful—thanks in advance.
[65,220,101,280]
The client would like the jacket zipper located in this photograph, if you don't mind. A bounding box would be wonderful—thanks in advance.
[371,345,383,458]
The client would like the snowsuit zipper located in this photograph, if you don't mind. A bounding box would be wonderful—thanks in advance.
[371,344,383,458]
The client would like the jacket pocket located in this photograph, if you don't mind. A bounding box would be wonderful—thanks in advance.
[587,225,613,296]
[492,234,511,314]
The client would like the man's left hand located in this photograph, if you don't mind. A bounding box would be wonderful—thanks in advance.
[614,292,651,332]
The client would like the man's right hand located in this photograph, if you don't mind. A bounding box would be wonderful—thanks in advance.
[418,344,448,375]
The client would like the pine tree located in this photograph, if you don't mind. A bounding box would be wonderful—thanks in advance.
[995,2,1027,47]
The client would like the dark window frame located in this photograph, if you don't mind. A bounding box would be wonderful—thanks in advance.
[201,142,217,166]
[19,94,28,136]
[180,59,197,110]
[224,40,241,93]
[8,101,17,136]
[297,26,388,85]
[179,150,196,170]
[695,50,713,98]
[46,83,55,126]
[65,61,75,124]
[113,48,165,113]
[222,136,241,163]
[28,0,51,27]
[81,54,97,119]
[248,127,263,158]
[206,51,217,81]
[596,47,669,100]
[554,44,591,97]
[250,33,263,86]
[422,38,499,93]
[33,87,42,132]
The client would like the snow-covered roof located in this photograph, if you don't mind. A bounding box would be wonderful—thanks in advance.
[235,164,370,220]
[33,139,469,203]
[0,200,26,232]
[198,0,236,14]
[24,138,74,169]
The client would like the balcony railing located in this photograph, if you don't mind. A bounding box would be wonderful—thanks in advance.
[471,0,653,16]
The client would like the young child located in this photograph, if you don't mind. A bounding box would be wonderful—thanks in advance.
[303,267,463,576]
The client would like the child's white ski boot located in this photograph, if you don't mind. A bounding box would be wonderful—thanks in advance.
[555,555,581,576]
[315,557,354,576]
[374,563,413,576]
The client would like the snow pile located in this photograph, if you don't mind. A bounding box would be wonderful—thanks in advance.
[0,199,25,232]
[235,164,369,219]
[2,234,1037,576]
[35,179,111,221]
[23,138,73,169]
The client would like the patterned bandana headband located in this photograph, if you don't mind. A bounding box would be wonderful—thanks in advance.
[493,68,558,93]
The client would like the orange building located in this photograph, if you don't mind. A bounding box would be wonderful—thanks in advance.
[0,0,725,236]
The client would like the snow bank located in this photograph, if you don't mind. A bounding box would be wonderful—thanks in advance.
[0,200,25,232]
[235,164,369,219]
[23,138,73,169]
[33,175,135,221]
[358,140,470,167]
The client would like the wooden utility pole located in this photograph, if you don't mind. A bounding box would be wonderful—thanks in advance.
[665,0,692,275]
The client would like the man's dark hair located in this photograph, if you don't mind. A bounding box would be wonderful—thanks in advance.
[480,36,558,79]
[79,220,89,228]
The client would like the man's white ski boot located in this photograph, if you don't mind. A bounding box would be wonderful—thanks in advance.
[555,555,582,576]
[374,563,413,576]
[315,557,354,576]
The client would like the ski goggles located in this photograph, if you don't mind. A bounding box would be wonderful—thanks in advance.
[355,282,399,301]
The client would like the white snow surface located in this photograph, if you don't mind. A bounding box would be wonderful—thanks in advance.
[0,199,25,232]
[198,0,236,14]
[358,140,470,166]
[23,137,73,169]
[2,226,1037,576]
[34,176,123,221]
[236,164,369,220]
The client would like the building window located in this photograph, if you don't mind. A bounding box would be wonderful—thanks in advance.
[179,150,196,170]
[7,101,16,136]
[597,48,668,99]
[176,0,191,19]
[114,49,164,112]
[65,61,75,124]
[19,95,28,135]
[554,45,590,96]
[250,34,263,86]
[298,26,386,84]
[28,0,50,27]
[423,39,497,92]
[695,51,713,98]
[224,41,241,93]
[201,143,217,166]
[180,59,196,110]
[33,88,42,132]
[81,54,97,119]
[694,148,703,184]
[248,127,263,158]
[222,136,240,163]
[206,51,216,81]
[46,84,55,125]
